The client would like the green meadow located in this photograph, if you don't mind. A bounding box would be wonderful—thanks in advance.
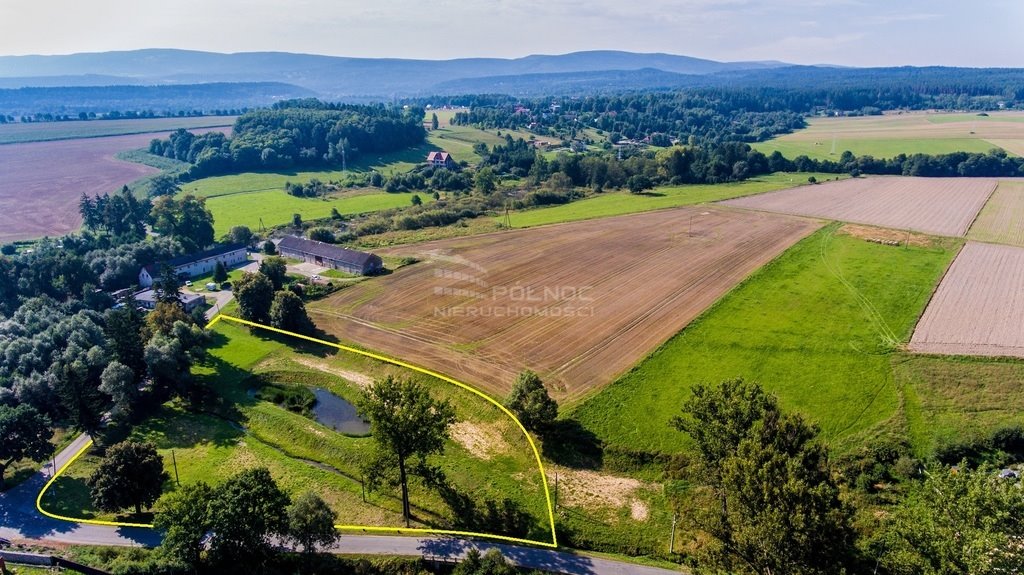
[204,189,428,237]
[572,225,961,455]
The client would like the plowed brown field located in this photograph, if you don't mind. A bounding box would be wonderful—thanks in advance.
[311,206,821,400]
[722,176,995,237]
[0,127,226,243]
[910,242,1024,358]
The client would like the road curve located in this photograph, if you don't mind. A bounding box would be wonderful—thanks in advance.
[0,434,682,575]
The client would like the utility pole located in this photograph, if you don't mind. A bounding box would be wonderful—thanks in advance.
[669,513,678,554]
[554,472,559,510]
[171,450,180,486]
[361,474,366,503]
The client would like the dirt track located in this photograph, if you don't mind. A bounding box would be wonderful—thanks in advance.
[722,176,995,237]
[311,206,821,400]
[910,242,1024,358]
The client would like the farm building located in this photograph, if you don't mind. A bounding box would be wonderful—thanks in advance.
[427,151,455,169]
[139,243,247,287]
[278,236,383,275]
[132,289,206,313]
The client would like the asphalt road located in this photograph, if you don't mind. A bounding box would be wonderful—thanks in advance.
[0,434,682,575]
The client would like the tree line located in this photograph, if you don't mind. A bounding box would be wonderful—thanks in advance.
[148,99,426,179]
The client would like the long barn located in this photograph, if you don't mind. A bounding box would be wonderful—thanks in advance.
[277,236,383,276]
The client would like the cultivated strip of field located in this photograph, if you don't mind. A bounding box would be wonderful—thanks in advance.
[573,226,961,454]
[966,181,1024,246]
[0,116,234,144]
[311,206,822,401]
[0,127,224,242]
[505,172,843,229]
[723,176,995,237]
[910,241,1024,358]
[753,111,1024,160]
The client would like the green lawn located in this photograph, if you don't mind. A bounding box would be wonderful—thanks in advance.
[753,137,1002,161]
[505,172,843,228]
[572,225,960,455]
[426,125,505,164]
[205,190,427,237]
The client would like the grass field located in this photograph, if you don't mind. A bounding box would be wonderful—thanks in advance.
[572,225,961,455]
[504,172,843,228]
[895,355,1024,457]
[0,116,234,145]
[966,181,1024,246]
[204,189,428,237]
[753,112,1024,160]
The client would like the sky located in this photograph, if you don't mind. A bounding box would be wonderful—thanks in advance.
[2,0,1022,67]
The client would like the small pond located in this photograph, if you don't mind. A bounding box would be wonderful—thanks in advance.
[311,388,371,436]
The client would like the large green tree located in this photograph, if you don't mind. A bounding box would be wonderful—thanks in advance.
[287,491,340,554]
[269,290,313,334]
[104,306,147,378]
[671,378,854,575]
[56,360,106,440]
[88,441,168,514]
[148,174,181,198]
[360,377,456,527]
[873,464,1024,574]
[258,256,288,290]
[150,194,215,252]
[206,467,290,565]
[506,370,558,433]
[234,272,275,323]
[0,405,52,489]
[154,481,214,569]
[98,361,137,419]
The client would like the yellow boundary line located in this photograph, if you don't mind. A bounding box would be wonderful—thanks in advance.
[36,313,558,548]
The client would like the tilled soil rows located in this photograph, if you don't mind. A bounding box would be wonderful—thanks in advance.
[723,176,995,237]
[311,206,821,400]
[910,241,1024,358]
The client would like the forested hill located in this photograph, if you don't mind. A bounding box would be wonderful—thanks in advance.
[149,100,426,179]
[0,82,316,116]
[0,49,788,97]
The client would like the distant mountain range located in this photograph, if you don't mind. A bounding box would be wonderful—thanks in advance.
[0,49,795,98]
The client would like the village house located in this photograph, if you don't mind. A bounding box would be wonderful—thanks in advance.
[277,236,383,276]
[132,289,206,313]
[426,151,455,169]
[138,243,247,288]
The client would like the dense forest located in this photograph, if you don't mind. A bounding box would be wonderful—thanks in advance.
[148,99,426,179]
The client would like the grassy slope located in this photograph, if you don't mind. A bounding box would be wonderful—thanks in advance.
[204,190,429,237]
[572,225,960,455]
[45,322,553,540]
[506,172,844,228]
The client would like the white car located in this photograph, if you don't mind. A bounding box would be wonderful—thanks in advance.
[184,280,193,287]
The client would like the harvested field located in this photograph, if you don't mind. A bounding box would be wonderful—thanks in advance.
[310,206,821,400]
[754,111,1024,160]
[0,127,226,242]
[723,176,995,237]
[967,181,1024,247]
[910,242,1024,358]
